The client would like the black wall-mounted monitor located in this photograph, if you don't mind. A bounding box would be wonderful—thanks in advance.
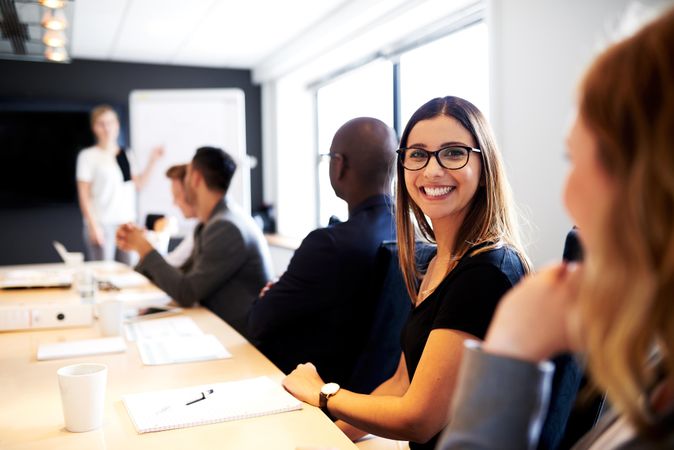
[0,108,94,208]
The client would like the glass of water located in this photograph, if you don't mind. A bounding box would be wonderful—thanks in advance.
[75,269,97,303]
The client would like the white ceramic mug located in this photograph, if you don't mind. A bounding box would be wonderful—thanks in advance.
[57,363,108,432]
[97,300,124,336]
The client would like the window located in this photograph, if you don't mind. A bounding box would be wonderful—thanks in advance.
[399,22,489,127]
[315,59,394,225]
[301,20,488,234]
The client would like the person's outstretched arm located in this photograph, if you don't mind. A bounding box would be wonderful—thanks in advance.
[284,327,470,443]
[118,221,248,306]
[335,353,410,441]
[133,145,164,191]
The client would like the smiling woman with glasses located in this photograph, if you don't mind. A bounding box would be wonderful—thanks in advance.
[283,96,531,450]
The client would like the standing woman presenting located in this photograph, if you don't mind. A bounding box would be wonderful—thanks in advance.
[76,105,163,263]
[283,96,531,449]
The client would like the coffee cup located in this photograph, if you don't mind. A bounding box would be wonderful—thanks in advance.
[97,300,124,336]
[57,363,108,432]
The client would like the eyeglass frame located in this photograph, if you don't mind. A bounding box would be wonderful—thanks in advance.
[319,152,341,159]
[396,145,481,171]
[318,152,347,166]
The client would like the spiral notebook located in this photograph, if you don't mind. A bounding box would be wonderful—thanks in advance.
[122,376,302,433]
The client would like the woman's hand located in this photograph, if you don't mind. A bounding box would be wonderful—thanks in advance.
[150,145,165,162]
[282,363,325,407]
[89,223,105,246]
[483,262,582,362]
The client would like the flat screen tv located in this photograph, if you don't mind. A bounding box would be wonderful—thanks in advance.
[0,110,95,207]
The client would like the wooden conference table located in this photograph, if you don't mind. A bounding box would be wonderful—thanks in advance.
[0,262,357,450]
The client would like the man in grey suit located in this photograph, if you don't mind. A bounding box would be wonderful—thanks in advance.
[116,146,273,336]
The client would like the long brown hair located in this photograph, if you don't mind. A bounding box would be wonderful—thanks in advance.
[395,96,530,303]
[576,6,674,431]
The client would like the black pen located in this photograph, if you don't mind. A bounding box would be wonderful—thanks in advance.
[185,389,214,406]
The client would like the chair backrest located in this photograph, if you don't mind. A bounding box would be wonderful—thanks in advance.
[537,228,606,450]
[556,379,607,449]
[345,241,435,394]
[537,354,584,450]
[537,228,585,449]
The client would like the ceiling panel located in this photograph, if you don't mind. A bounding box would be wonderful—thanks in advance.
[24,41,42,54]
[169,0,347,67]
[109,0,216,64]
[70,0,129,59]
[15,2,39,22]
[27,24,41,41]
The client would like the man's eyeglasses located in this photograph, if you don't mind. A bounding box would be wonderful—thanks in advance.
[319,152,340,160]
[396,146,481,171]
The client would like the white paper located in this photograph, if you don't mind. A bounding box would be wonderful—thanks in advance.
[124,316,203,342]
[37,336,127,360]
[0,269,72,289]
[110,291,171,308]
[123,376,302,433]
[136,334,231,365]
[101,272,150,289]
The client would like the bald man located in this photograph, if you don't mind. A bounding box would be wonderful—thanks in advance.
[248,117,398,393]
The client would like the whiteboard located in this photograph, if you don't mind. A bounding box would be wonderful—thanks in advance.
[129,89,249,235]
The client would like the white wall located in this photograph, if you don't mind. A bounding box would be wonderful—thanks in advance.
[488,0,670,267]
[260,0,481,239]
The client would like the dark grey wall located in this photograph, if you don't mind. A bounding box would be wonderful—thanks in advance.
[0,58,263,265]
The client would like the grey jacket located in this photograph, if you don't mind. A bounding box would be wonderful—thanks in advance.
[136,198,273,337]
[437,342,674,450]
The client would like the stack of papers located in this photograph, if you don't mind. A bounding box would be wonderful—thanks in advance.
[111,291,171,308]
[125,316,202,341]
[125,317,230,366]
[136,334,231,365]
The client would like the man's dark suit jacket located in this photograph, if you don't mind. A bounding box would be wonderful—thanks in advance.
[248,194,396,390]
[136,198,273,337]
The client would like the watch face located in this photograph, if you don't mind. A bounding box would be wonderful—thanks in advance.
[321,382,340,396]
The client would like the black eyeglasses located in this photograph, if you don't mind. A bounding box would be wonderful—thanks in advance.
[396,146,481,171]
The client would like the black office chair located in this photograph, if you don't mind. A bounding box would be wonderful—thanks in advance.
[345,241,435,394]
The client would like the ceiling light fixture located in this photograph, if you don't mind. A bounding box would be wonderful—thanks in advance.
[44,46,68,62]
[38,1,72,64]
[42,30,67,47]
[39,0,66,9]
[41,9,67,31]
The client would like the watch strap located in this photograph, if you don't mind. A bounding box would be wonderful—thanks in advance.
[319,391,329,409]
